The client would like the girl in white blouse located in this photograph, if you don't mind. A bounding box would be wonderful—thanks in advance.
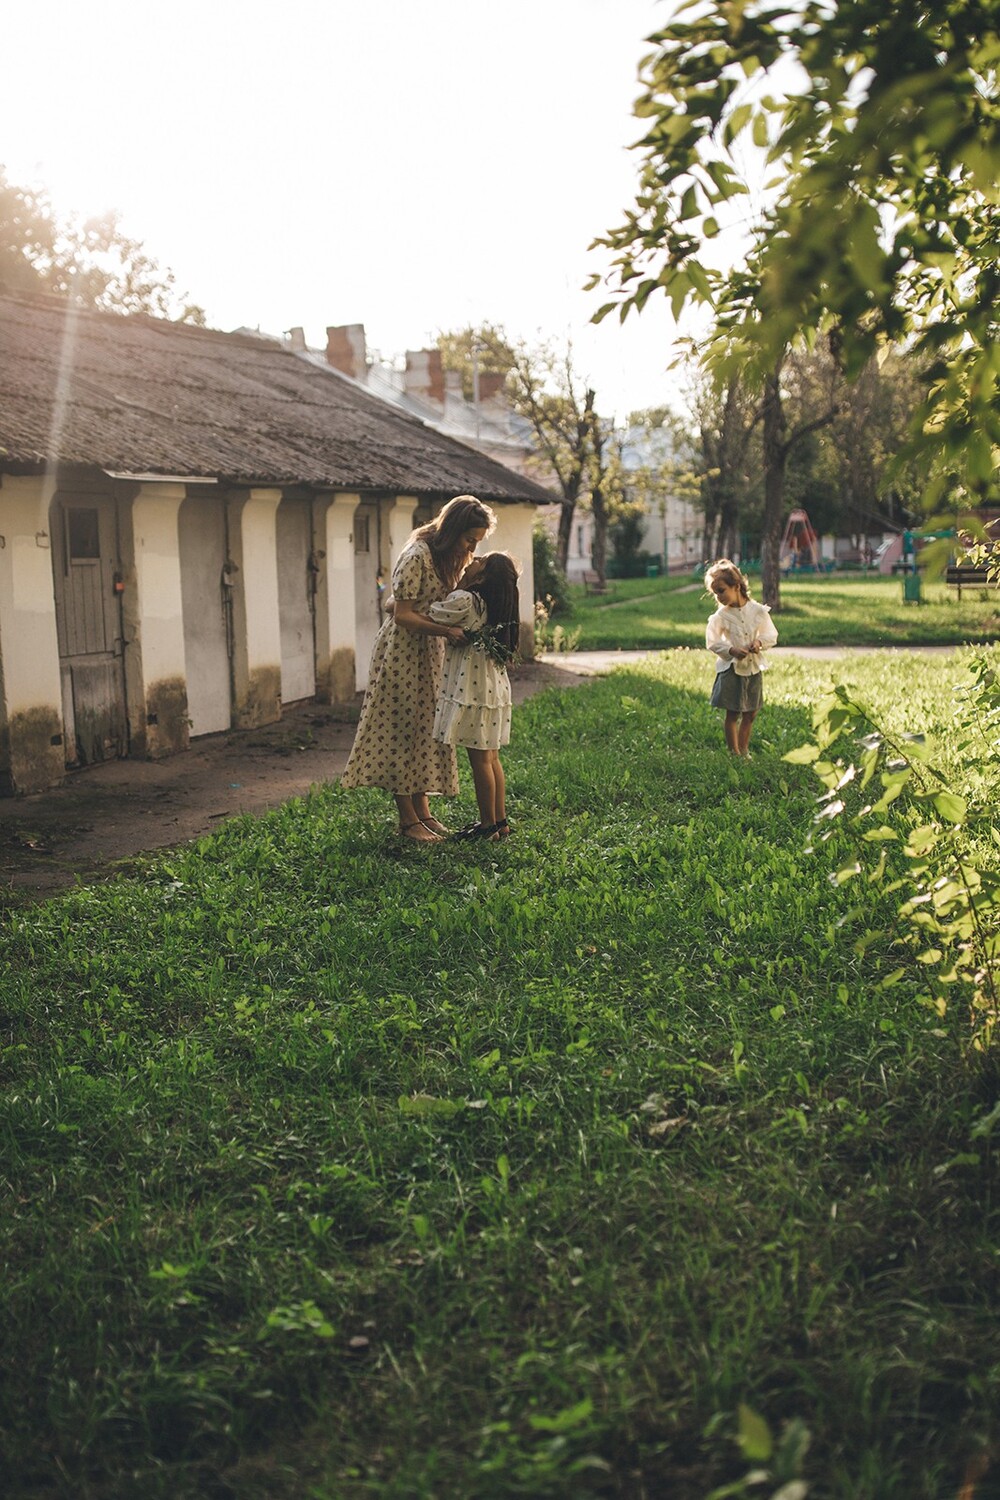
[704,559,778,755]
[427,552,521,841]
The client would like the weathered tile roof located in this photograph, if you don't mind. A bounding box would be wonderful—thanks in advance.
[0,293,555,503]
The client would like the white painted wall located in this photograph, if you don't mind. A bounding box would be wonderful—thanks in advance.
[317,492,360,699]
[490,501,537,658]
[132,483,187,684]
[276,497,315,703]
[238,489,283,682]
[0,475,64,715]
[386,496,419,574]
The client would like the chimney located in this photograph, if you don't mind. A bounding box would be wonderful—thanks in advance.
[286,326,307,351]
[325,324,368,381]
[404,347,445,406]
[477,370,508,403]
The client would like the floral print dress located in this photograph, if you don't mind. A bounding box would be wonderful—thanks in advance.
[340,541,459,796]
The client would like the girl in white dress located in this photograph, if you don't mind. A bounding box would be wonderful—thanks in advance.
[427,552,521,842]
[704,558,778,756]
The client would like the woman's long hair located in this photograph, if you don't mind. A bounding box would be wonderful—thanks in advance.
[413,495,496,588]
[470,552,521,656]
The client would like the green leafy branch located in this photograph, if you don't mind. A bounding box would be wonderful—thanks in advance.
[784,657,1000,1049]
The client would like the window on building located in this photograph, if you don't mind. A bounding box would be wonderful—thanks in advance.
[354,515,370,553]
[67,507,100,561]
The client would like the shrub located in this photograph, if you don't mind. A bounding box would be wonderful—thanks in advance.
[532,522,570,615]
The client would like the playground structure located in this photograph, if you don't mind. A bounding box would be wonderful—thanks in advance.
[780,509,822,571]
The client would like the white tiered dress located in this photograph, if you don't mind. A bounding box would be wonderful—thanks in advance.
[428,591,512,751]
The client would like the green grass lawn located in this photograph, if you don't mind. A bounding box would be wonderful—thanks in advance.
[559,572,1000,650]
[2,650,998,1498]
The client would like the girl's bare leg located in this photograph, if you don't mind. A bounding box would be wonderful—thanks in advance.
[724,711,741,755]
[493,753,506,823]
[395,793,440,841]
[737,711,757,756]
[467,749,500,831]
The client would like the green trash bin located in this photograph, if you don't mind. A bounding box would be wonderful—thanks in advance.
[903,572,922,604]
[646,563,660,578]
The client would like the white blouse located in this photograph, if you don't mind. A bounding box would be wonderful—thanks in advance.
[706,599,778,676]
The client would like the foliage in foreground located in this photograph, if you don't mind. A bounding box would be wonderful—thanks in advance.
[786,652,1000,1050]
[591,0,1000,511]
[1,652,998,1499]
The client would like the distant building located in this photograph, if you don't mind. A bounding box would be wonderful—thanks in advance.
[323,324,541,482]
[322,326,603,576]
[621,421,702,575]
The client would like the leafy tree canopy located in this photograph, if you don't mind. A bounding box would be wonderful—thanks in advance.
[590,0,1000,508]
[0,166,205,322]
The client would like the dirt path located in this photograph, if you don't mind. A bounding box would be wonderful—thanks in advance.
[0,659,594,904]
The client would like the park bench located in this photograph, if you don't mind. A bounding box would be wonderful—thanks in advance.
[582,570,607,595]
[945,565,992,599]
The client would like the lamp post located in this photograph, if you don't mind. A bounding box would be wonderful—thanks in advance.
[471,339,484,444]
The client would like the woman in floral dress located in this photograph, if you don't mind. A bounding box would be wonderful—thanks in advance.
[340,495,495,842]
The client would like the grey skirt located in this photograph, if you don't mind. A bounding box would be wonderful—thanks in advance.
[710,667,763,713]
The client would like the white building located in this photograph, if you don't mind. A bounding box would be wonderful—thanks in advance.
[0,295,550,794]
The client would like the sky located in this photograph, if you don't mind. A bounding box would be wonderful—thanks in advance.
[2,0,692,424]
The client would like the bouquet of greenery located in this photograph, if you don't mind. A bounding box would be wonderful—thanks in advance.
[462,623,519,669]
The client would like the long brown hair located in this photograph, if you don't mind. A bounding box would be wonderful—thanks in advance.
[469,551,521,656]
[413,495,496,588]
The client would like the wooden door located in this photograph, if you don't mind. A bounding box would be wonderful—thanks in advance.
[51,494,127,766]
[179,496,232,737]
[277,498,316,704]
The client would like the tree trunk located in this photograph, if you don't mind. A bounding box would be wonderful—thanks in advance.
[591,502,607,582]
[718,487,740,560]
[760,365,787,611]
[701,511,716,562]
[556,501,575,574]
[584,390,612,585]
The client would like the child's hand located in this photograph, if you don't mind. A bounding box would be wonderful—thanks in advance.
[447,626,466,643]
[731,646,749,659]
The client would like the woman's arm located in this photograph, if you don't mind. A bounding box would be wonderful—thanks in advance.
[394,599,466,642]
